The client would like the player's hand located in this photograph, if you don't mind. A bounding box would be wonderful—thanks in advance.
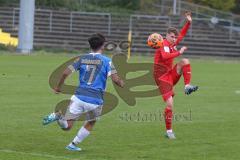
[179,46,187,54]
[119,80,125,88]
[53,87,61,94]
[185,11,192,22]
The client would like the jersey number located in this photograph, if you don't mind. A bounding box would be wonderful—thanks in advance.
[84,65,97,85]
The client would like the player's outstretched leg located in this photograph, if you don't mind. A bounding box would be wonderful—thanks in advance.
[66,120,96,151]
[164,97,176,139]
[177,58,198,95]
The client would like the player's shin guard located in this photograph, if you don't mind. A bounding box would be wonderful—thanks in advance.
[182,64,191,85]
[164,107,173,130]
[72,127,90,145]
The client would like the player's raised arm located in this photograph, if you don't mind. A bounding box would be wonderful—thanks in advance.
[185,11,192,22]
[175,11,192,45]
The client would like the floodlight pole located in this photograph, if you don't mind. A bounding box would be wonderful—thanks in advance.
[173,0,177,15]
[17,0,35,54]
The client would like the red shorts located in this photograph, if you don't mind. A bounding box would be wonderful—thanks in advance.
[154,64,181,102]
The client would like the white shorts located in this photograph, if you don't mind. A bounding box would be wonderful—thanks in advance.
[63,95,103,121]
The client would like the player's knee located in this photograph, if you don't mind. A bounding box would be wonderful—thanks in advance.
[167,103,173,109]
[61,124,73,131]
[83,120,96,131]
[181,58,190,65]
[166,98,173,109]
[61,121,73,131]
[88,120,96,126]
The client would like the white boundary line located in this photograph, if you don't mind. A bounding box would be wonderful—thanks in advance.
[0,149,80,160]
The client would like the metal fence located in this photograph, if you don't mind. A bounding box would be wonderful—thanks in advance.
[155,0,240,26]
[12,8,112,35]
[3,7,240,41]
[189,17,234,40]
[129,14,237,40]
[129,14,170,32]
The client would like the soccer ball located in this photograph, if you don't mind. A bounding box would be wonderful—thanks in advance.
[147,33,163,49]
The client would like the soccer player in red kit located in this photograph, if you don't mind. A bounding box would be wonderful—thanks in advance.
[153,12,198,139]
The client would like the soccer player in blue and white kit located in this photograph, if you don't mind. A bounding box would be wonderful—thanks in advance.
[43,33,124,151]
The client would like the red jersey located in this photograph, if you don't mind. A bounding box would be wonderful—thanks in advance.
[154,21,191,74]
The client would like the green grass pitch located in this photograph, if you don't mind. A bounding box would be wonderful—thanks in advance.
[0,51,240,160]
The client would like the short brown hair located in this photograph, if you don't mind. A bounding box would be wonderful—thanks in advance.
[88,33,106,51]
[167,27,179,36]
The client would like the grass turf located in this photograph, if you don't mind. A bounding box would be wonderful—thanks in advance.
[0,52,240,160]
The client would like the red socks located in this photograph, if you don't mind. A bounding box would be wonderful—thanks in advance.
[164,107,173,130]
[182,64,191,85]
[163,64,191,131]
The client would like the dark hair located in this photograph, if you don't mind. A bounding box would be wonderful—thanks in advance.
[88,33,106,51]
[167,27,179,36]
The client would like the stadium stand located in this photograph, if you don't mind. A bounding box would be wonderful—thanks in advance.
[130,15,240,56]
[0,6,239,56]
